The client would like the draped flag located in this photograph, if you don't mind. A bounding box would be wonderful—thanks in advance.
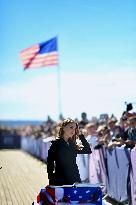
[34,184,102,204]
[20,37,58,70]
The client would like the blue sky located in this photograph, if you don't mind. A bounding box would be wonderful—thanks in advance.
[0,0,136,120]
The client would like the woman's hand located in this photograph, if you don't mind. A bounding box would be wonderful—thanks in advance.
[76,138,84,150]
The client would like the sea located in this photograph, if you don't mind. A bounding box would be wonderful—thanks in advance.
[0,120,44,127]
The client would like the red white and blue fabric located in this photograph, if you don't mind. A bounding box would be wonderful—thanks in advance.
[35,185,102,204]
[20,37,58,69]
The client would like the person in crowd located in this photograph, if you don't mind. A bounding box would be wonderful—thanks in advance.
[84,122,99,148]
[123,115,136,148]
[96,125,121,149]
[59,113,65,121]
[47,118,91,186]
[95,125,112,148]
[98,119,107,126]
[119,116,128,138]
[108,117,119,141]
[79,112,89,129]
[99,126,111,146]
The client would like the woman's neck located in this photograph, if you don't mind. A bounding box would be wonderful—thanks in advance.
[63,134,69,142]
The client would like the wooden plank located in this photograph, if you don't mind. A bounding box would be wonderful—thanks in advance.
[0,150,48,205]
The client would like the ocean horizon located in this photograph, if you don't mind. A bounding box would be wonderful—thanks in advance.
[0,120,44,127]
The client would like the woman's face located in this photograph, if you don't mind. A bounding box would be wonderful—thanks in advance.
[63,122,77,140]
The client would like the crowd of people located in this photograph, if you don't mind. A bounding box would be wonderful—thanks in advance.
[84,111,136,150]
[0,108,136,150]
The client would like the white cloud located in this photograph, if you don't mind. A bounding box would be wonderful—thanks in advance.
[0,70,136,120]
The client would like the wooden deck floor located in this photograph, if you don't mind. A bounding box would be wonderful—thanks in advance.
[0,149,117,205]
[0,150,48,205]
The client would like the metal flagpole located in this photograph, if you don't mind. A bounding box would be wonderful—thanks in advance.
[57,36,62,119]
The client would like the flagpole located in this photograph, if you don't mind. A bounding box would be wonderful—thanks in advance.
[57,63,62,119]
[57,36,62,119]
[20,36,62,120]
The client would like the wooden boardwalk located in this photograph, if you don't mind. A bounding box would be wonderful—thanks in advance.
[0,149,116,205]
[0,150,48,205]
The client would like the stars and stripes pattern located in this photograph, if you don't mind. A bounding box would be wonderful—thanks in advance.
[20,37,58,70]
[35,185,102,204]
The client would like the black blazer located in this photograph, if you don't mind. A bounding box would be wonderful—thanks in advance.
[47,134,91,186]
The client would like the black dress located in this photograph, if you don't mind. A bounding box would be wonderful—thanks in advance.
[47,134,91,186]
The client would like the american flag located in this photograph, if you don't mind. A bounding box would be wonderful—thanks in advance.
[35,185,102,205]
[20,37,58,70]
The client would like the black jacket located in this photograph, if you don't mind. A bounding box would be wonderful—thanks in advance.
[47,134,91,186]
